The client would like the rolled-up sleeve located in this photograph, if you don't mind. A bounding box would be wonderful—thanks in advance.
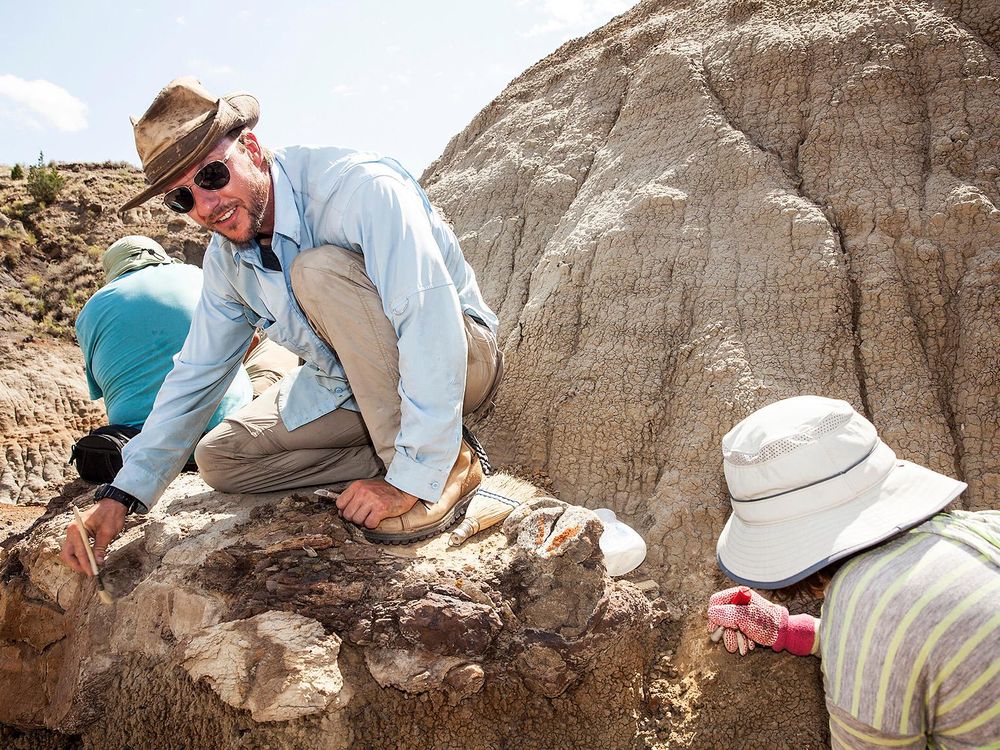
[337,174,466,502]
[114,255,254,509]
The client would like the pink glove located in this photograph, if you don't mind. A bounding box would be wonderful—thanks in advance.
[707,586,816,657]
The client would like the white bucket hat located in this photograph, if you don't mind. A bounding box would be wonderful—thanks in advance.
[716,395,966,588]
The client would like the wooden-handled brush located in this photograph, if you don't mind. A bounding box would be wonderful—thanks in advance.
[72,506,114,605]
[449,473,541,547]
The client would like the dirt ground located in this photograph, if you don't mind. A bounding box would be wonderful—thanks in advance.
[0,504,45,541]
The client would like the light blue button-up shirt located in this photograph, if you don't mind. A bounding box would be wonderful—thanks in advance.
[115,145,497,510]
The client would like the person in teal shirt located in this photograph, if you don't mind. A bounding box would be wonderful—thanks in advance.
[75,236,255,431]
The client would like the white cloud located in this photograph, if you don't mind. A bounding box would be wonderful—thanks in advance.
[176,15,185,24]
[331,84,353,96]
[0,75,87,131]
[522,0,636,37]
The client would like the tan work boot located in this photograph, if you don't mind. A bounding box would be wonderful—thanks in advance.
[364,440,483,544]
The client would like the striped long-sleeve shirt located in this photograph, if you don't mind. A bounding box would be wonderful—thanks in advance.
[819,510,1000,749]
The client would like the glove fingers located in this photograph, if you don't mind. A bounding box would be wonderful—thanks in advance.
[707,604,742,629]
[723,627,740,654]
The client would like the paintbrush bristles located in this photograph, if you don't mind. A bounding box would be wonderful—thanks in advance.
[450,472,542,546]
[481,472,543,504]
[450,493,512,546]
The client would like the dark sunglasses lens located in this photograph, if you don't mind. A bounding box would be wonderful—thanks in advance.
[163,187,194,213]
[194,161,230,191]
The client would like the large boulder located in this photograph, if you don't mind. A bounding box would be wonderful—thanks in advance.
[0,475,657,749]
[422,0,1000,745]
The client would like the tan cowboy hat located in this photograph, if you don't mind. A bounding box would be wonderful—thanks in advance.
[119,77,259,212]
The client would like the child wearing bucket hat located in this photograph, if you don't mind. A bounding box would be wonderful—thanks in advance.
[707,395,1000,749]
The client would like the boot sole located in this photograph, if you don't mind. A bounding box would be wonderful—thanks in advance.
[362,488,477,546]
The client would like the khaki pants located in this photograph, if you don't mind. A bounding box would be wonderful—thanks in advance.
[194,245,503,494]
[243,337,299,397]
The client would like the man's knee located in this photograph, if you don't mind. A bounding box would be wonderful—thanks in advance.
[290,245,359,299]
[194,423,245,493]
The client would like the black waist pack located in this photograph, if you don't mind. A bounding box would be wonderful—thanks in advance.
[68,425,141,483]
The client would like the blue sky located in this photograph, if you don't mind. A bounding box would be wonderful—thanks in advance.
[0,1,636,175]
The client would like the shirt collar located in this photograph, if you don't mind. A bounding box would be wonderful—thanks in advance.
[270,157,301,246]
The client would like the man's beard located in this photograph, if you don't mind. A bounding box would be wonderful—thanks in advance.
[221,176,269,248]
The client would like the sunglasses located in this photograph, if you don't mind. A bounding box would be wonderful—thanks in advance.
[162,144,238,213]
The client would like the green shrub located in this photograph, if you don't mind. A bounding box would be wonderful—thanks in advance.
[26,152,65,204]
[39,311,70,338]
[10,164,24,180]
[6,290,37,315]
[0,245,23,270]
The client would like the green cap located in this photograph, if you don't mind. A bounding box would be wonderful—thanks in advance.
[102,235,181,283]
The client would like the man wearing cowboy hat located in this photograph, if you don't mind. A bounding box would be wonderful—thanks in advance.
[705,395,1000,748]
[62,77,502,573]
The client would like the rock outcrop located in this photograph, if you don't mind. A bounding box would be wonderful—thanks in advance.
[0,337,103,504]
[421,0,1000,744]
[0,475,657,749]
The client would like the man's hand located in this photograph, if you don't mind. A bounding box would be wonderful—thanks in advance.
[336,478,419,529]
[60,499,127,575]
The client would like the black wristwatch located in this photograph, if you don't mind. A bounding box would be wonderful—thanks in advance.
[95,484,146,515]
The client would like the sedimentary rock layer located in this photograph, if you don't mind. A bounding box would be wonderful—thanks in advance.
[0,337,103,505]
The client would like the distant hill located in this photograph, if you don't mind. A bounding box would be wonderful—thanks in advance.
[0,162,210,341]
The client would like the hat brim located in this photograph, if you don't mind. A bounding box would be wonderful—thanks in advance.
[119,92,259,213]
[716,459,966,588]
